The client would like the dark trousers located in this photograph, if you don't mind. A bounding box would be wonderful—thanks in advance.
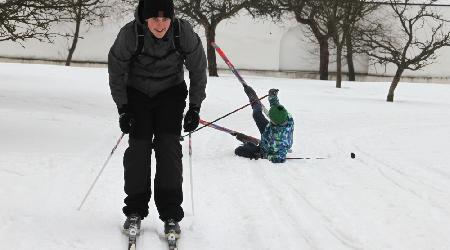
[123,84,187,222]
[235,103,268,159]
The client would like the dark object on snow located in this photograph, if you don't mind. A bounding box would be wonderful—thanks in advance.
[351,152,355,159]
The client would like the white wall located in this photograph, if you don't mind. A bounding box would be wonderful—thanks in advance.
[278,24,370,74]
[213,14,294,71]
[0,14,131,62]
[1,7,450,80]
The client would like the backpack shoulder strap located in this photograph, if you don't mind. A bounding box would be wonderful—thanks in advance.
[172,18,185,57]
[132,21,145,61]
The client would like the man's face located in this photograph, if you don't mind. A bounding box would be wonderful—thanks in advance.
[147,17,171,39]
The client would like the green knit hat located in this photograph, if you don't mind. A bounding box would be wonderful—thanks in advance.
[269,105,289,125]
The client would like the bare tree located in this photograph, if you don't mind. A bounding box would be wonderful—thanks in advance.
[362,0,450,102]
[58,0,112,66]
[0,0,61,43]
[341,0,380,81]
[250,0,336,80]
[294,0,333,80]
[174,0,255,77]
[319,1,345,87]
[113,0,136,14]
[326,0,380,87]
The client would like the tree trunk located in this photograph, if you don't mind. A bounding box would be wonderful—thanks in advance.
[336,44,342,88]
[66,8,82,66]
[387,67,404,102]
[346,36,355,81]
[205,25,218,77]
[318,38,329,80]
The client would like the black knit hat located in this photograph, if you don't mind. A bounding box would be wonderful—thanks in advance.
[142,0,174,20]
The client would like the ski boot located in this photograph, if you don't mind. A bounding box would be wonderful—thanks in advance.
[164,219,180,250]
[123,214,141,236]
[243,84,260,104]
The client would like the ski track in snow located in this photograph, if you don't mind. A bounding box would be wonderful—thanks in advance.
[359,148,450,218]
[350,122,450,212]
[1,63,450,249]
[275,169,365,250]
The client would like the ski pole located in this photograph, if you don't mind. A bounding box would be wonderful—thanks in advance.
[180,94,268,140]
[212,42,269,116]
[211,41,249,87]
[286,157,328,160]
[77,133,125,211]
[199,119,260,145]
[188,133,195,216]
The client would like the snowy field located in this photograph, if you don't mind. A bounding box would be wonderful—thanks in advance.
[1,62,450,250]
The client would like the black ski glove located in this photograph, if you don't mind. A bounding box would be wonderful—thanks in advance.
[118,104,133,134]
[183,104,200,132]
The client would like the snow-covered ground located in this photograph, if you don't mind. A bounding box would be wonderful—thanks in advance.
[1,62,450,250]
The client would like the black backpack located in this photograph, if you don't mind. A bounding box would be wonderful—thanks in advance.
[131,18,184,62]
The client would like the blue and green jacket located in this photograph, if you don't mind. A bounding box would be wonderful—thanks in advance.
[260,96,294,163]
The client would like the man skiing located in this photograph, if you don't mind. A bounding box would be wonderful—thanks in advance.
[107,0,207,242]
[235,88,294,163]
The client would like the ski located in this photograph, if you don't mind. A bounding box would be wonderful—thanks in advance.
[166,232,179,250]
[199,118,260,145]
[211,42,269,116]
[211,42,251,88]
[128,234,137,250]
[124,218,140,250]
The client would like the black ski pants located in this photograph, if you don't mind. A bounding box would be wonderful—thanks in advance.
[234,102,268,159]
[123,84,187,222]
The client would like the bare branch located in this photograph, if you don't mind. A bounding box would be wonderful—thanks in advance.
[360,0,450,101]
[174,0,257,76]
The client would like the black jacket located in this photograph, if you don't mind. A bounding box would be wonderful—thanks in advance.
[108,1,207,108]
